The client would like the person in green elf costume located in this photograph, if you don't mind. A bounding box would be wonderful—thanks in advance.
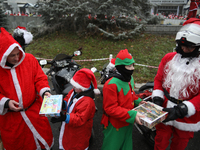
[101,49,146,150]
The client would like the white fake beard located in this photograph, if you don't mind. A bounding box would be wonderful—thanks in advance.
[163,54,200,99]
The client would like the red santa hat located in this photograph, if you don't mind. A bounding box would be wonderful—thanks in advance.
[14,26,33,44]
[0,27,24,68]
[182,18,200,26]
[70,68,100,94]
[108,58,116,68]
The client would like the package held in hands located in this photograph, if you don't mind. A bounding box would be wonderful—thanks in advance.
[39,95,63,117]
[134,101,168,129]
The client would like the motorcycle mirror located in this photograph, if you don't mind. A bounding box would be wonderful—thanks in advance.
[74,50,82,56]
[39,60,47,66]
[91,67,98,73]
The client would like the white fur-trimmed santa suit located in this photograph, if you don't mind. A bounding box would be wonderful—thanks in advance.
[59,89,96,150]
[152,51,200,149]
[153,52,200,131]
[0,27,53,150]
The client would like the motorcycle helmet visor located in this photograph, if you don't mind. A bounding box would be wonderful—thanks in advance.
[176,38,196,50]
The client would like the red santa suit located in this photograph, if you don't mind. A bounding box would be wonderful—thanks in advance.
[0,27,53,150]
[59,88,96,150]
[152,52,200,150]
[58,68,98,150]
[187,0,199,19]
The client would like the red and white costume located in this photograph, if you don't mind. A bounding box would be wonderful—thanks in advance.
[0,27,53,150]
[59,89,96,150]
[152,52,200,149]
[153,52,200,131]
[59,68,98,150]
[187,0,199,19]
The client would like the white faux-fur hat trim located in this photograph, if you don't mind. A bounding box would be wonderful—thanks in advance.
[70,68,100,95]
[70,78,88,91]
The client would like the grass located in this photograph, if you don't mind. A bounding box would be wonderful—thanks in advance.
[26,30,176,83]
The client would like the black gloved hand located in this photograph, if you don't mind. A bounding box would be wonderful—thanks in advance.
[51,112,66,123]
[152,96,164,106]
[163,103,188,122]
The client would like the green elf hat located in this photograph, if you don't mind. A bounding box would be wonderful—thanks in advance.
[115,49,135,66]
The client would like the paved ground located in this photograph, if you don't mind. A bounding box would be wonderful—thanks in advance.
[45,68,200,150]
[49,92,200,150]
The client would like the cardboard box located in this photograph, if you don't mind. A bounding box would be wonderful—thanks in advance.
[134,102,168,129]
[39,95,63,117]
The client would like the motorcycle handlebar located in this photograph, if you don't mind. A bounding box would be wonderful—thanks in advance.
[47,61,53,65]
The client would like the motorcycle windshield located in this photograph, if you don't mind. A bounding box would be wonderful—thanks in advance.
[53,54,72,61]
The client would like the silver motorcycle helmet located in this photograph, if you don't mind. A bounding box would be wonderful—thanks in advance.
[175,20,200,58]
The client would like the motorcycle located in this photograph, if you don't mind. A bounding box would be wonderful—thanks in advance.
[39,48,82,96]
[91,58,155,148]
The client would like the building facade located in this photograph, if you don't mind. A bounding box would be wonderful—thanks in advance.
[149,0,193,17]
[0,0,196,17]
[1,0,50,14]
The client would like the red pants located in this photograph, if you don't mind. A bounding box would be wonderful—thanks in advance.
[187,10,197,19]
[154,123,194,150]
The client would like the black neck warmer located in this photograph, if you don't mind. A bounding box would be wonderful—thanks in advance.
[116,65,134,82]
[73,85,95,99]
[176,45,199,58]
[6,61,14,68]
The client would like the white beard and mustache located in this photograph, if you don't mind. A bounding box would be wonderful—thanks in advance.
[163,54,200,99]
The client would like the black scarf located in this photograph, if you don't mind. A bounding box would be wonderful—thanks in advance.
[73,85,95,99]
[176,45,199,58]
[5,61,14,68]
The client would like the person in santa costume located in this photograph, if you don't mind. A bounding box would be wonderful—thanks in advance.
[101,49,145,150]
[13,26,33,52]
[152,18,200,150]
[187,0,200,19]
[51,68,100,150]
[0,27,53,150]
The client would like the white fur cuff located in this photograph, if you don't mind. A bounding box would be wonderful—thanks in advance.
[183,101,196,117]
[152,89,164,99]
[94,89,100,95]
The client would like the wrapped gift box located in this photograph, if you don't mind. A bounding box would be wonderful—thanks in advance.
[39,95,63,117]
[134,101,168,129]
